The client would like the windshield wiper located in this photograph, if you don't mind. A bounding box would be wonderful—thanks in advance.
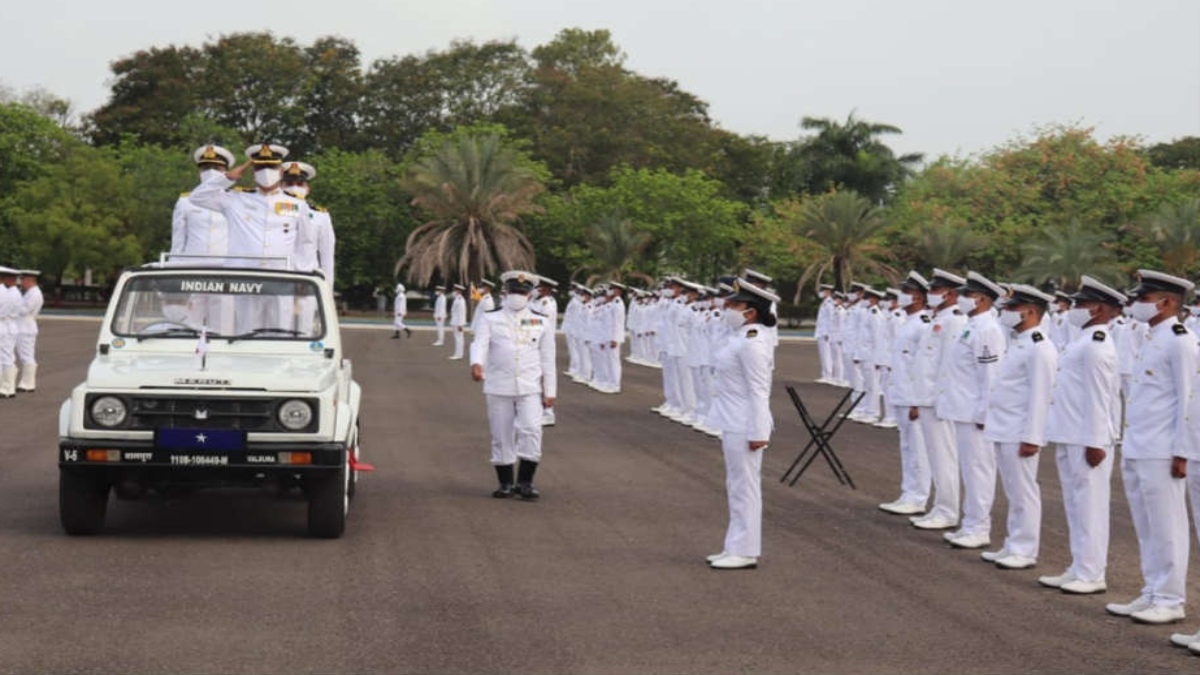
[135,326,204,342]
[226,327,305,343]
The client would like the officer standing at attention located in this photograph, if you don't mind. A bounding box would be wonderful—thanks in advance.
[1041,276,1124,595]
[431,286,448,346]
[535,277,561,423]
[471,271,557,500]
[980,284,1058,570]
[1106,270,1196,626]
[280,162,336,283]
[15,270,43,393]
[171,144,234,264]
[815,284,836,384]
[937,272,1008,550]
[392,282,411,339]
[0,266,20,398]
[705,279,778,570]
[449,284,468,360]
[471,279,496,334]
[879,271,933,516]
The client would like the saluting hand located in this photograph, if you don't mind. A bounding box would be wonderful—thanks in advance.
[471,364,484,382]
[226,161,251,181]
[1085,447,1106,468]
[1018,442,1040,458]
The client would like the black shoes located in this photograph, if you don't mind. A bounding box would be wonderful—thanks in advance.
[516,459,540,501]
[405,328,413,338]
[493,464,516,499]
[516,483,540,501]
[391,331,400,339]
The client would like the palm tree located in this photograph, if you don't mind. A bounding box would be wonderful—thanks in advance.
[798,112,923,202]
[792,190,899,302]
[396,132,544,285]
[580,213,656,286]
[1140,198,1200,277]
[1014,219,1121,290]
[908,220,987,270]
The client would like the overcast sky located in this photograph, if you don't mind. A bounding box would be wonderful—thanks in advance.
[4,0,1197,159]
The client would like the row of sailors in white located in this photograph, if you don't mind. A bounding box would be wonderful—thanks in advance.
[821,266,1200,652]
[0,268,43,396]
[174,144,336,335]
[625,291,663,367]
[561,283,626,394]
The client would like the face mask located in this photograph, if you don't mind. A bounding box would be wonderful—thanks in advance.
[200,168,223,182]
[255,167,281,187]
[163,305,189,323]
[1129,300,1160,323]
[957,296,977,314]
[1066,307,1093,328]
[847,292,859,302]
[662,288,675,299]
[722,307,748,330]
[998,308,1022,328]
[285,185,309,199]
[897,292,913,308]
[927,292,944,307]
[504,294,529,312]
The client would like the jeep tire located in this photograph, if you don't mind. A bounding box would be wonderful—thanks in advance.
[307,464,347,539]
[60,469,111,536]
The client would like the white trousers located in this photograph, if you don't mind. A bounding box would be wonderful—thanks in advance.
[817,336,832,380]
[0,332,13,368]
[660,351,677,409]
[591,344,607,385]
[15,333,36,366]
[608,344,622,390]
[722,432,764,558]
[994,441,1042,559]
[895,405,931,506]
[858,362,878,418]
[393,313,407,331]
[452,325,465,357]
[566,336,580,375]
[580,341,593,381]
[486,393,544,465]
[434,318,446,344]
[878,368,893,421]
[919,410,960,522]
[955,421,996,537]
[1121,457,1189,608]
[1055,444,1112,583]
[691,365,710,420]
[1191,461,1200,543]
[829,339,844,384]
[841,342,857,390]
[672,356,696,418]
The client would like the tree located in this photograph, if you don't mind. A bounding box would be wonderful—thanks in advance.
[1013,219,1122,290]
[907,220,987,270]
[396,127,546,286]
[1147,137,1200,172]
[0,102,78,262]
[1139,198,1200,277]
[199,33,309,151]
[296,37,367,154]
[791,190,897,298]
[85,44,205,147]
[578,214,655,285]
[795,112,923,202]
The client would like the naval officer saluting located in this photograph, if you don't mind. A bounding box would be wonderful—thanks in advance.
[471,271,557,500]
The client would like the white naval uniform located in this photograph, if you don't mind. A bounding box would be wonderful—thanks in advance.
[1045,323,1120,584]
[706,323,774,559]
[393,285,408,332]
[470,306,557,466]
[471,293,495,335]
[844,302,865,396]
[450,293,467,358]
[606,296,625,392]
[15,283,42,391]
[936,311,1006,538]
[562,294,582,376]
[854,304,883,420]
[829,303,847,386]
[0,284,19,396]
[888,310,932,508]
[1123,317,1195,610]
[187,174,314,333]
[432,293,448,345]
[815,295,835,381]
[171,191,233,331]
[539,293,560,423]
[983,327,1057,560]
[918,305,967,523]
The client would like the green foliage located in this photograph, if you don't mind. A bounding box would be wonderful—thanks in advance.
[906,220,987,271]
[1013,219,1122,290]
[791,190,898,296]
[0,102,79,262]
[577,214,655,285]
[793,112,922,202]
[1138,198,1200,277]
[1147,137,1200,171]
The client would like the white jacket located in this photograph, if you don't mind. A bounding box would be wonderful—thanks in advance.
[470,306,557,398]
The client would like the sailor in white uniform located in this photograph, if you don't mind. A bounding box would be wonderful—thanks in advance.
[392,282,411,339]
[449,284,468,359]
[280,161,334,335]
[879,272,933,516]
[431,286,448,345]
[815,284,836,384]
[15,270,43,392]
[172,144,235,332]
[0,266,20,398]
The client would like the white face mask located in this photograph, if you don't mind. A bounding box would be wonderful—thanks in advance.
[504,294,529,312]
[957,296,977,314]
[199,168,224,182]
[1066,307,1093,328]
[998,308,1023,328]
[285,185,309,199]
[662,288,675,299]
[722,307,748,330]
[1129,299,1160,323]
[897,292,914,308]
[927,292,945,308]
[847,292,859,302]
[163,304,189,323]
[255,167,281,187]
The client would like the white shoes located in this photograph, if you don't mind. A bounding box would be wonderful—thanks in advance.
[1132,605,1186,625]
[947,532,991,549]
[872,419,899,429]
[1106,595,1153,617]
[706,551,728,563]
[709,554,758,570]
[449,355,464,360]
[1171,630,1200,648]
[980,548,1009,563]
[911,515,956,530]
[1037,571,1077,588]
[1060,578,1106,595]
[994,554,1037,570]
[878,500,925,516]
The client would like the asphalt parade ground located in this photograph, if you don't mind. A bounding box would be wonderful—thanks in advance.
[1,319,1197,674]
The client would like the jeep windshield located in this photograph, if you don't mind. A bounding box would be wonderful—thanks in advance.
[111,274,326,341]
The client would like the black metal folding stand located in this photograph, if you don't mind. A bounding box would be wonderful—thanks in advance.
[779,385,862,489]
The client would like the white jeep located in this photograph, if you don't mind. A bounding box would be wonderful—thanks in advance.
[57,263,367,538]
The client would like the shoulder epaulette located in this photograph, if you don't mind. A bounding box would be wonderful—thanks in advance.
[234,186,257,193]
[179,191,191,198]
[746,329,759,338]
[530,309,548,317]
[1173,323,1188,335]
[920,315,931,323]
[1093,331,1106,342]
[307,200,328,213]
[1031,331,1044,343]
[486,307,503,313]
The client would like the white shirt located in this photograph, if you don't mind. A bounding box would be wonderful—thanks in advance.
[433,294,448,320]
[1125,317,1196,460]
[450,294,467,326]
[936,310,1006,424]
[0,284,20,336]
[17,285,43,335]
[1045,323,1120,449]
[815,296,834,339]
[312,207,336,284]
[187,174,313,269]
[171,193,230,262]
[393,285,407,317]
[705,323,774,439]
[470,306,557,398]
[983,326,1058,445]
[888,310,930,407]
[471,294,495,333]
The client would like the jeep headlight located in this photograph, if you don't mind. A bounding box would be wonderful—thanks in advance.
[278,399,313,431]
[91,396,128,428]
